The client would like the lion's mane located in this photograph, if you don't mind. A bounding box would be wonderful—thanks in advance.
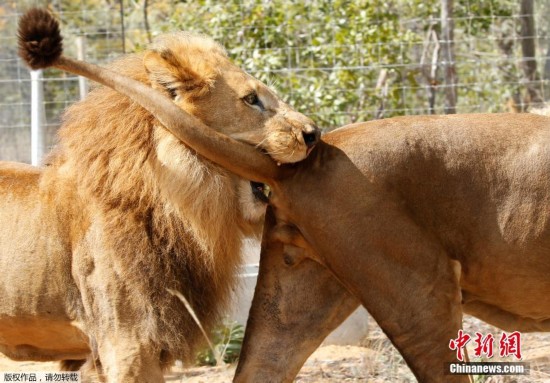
[46,47,251,360]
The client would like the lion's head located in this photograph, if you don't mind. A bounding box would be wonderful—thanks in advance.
[144,33,320,228]
[143,32,319,163]
[56,32,319,235]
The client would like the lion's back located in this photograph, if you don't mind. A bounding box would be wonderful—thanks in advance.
[0,161,41,193]
[0,161,44,278]
[0,162,42,234]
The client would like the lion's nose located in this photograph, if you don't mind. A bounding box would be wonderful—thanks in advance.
[302,124,320,148]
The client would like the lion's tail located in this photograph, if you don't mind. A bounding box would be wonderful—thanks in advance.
[17,8,63,70]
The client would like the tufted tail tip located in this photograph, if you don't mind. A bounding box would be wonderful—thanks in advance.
[17,8,63,70]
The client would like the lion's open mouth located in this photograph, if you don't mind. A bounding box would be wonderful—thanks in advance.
[250,181,270,203]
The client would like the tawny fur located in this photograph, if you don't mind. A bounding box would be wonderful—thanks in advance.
[2,10,319,382]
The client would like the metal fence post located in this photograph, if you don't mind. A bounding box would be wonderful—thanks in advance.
[30,69,46,166]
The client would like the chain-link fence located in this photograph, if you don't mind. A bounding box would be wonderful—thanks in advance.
[1,0,549,163]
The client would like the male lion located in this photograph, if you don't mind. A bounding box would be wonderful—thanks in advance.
[0,8,319,382]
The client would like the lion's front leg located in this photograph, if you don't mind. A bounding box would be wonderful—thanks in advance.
[95,335,164,383]
[72,246,166,383]
[78,292,166,383]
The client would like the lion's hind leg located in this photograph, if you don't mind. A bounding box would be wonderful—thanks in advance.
[60,359,85,371]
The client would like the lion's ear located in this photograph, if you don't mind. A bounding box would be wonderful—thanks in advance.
[143,50,212,99]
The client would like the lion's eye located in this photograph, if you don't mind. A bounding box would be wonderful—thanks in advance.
[159,81,178,99]
[243,92,264,110]
[167,87,178,99]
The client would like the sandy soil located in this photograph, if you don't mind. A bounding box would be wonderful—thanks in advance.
[1,315,550,382]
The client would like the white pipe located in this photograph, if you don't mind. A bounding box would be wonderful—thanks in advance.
[76,36,88,100]
[30,69,45,166]
[238,263,259,278]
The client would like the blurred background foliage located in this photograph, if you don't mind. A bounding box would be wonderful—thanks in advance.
[0,0,549,162]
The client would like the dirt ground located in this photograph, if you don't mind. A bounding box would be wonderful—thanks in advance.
[1,315,550,382]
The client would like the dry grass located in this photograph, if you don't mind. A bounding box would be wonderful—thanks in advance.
[171,313,550,383]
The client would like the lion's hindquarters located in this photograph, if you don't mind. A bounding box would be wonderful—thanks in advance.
[0,162,88,361]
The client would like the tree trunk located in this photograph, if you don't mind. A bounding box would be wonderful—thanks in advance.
[440,0,457,114]
[119,0,126,53]
[519,0,543,107]
[496,19,523,112]
[143,0,152,44]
